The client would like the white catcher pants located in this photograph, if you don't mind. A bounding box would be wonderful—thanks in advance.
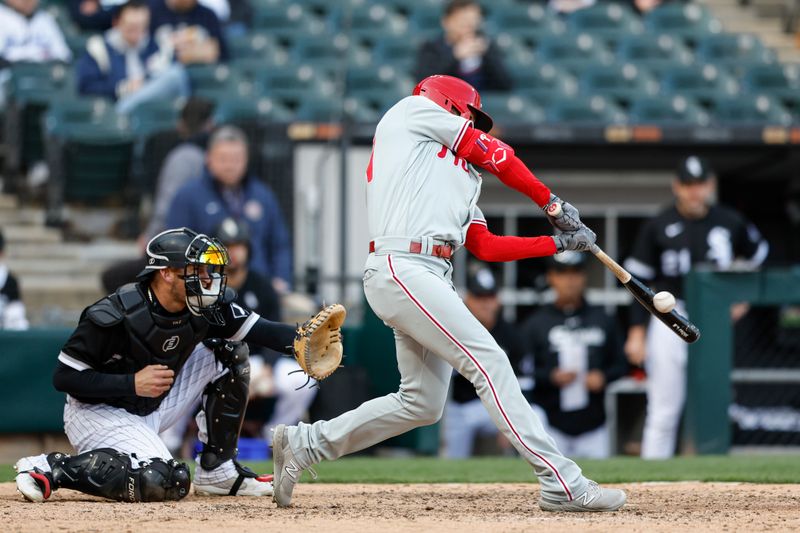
[289,252,589,502]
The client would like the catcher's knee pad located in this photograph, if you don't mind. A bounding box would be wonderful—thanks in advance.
[48,449,190,502]
[200,340,250,470]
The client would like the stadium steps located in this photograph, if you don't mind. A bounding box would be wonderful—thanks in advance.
[703,0,800,63]
[0,193,139,326]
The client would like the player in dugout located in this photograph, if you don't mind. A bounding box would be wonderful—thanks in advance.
[14,227,342,502]
[270,75,627,512]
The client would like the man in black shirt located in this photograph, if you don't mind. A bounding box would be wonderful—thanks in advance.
[0,229,28,329]
[14,227,326,502]
[443,265,526,457]
[523,252,627,458]
[623,156,768,458]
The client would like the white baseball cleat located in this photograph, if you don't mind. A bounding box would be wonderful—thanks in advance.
[15,455,53,503]
[539,480,627,512]
[194,460,274,497]
[272,424,316,507]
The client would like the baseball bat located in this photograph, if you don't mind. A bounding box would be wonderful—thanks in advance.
[590,244,701,343]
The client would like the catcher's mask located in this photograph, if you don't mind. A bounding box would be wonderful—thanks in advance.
[138,227,230,325]
[412,74,493,132]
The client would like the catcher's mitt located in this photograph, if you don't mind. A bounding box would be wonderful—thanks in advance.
[293,303,346,381]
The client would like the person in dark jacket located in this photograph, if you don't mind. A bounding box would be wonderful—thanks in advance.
[413,0,512,94]
[523,252,627,459]
[148,0,228,63]
[76,0,188,114]
[165,125,292,293]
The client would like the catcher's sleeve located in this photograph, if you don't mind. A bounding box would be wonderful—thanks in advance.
[53,361,136,397]
[243,317,296,355]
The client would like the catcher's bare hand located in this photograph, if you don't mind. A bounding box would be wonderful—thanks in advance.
[135,364,174,397]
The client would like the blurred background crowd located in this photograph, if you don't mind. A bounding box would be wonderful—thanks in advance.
[0,0,799,461]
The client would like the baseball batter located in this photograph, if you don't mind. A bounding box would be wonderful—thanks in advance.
[272,75,626,512]
[14,228,318,502]
[624,156,769,459]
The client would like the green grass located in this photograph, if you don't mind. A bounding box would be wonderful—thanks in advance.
[4,456,799,484]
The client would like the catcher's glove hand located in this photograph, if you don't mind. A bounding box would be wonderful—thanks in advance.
[293,303,346,381]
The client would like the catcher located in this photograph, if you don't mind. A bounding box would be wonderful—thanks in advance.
[14,227,344,502]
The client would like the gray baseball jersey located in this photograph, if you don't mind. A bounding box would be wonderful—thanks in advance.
[288,94,590,502]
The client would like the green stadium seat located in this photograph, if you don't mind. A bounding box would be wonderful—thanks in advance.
[346,65,414,99]
[127,99,182,139]
[289,34,372,73]
[214,96,294,124]
[695,34,775,76]
[484,4,566,45]
[327,2,407,42]
[43,99,135,221]
[227,32,285,60]
[380,0,441,17]
[578,63,659,106]
[493,34,535,66]
[545,96,626,125]
[185,64,256,101]
[659,64,739,104]
[255,64,337,109]
[480,93,545,126]
[407,5,445,40]
[535,33,615,74]
[372,35,421,72]
[628,95,710,125]
[643,3,723,45]
[708,94,793,126]
[511,62,579,105]
[740,64,800,101]
[565,2,643,46]
[252,0,327,44]
[616,34,694,77]
[295,97,379,123]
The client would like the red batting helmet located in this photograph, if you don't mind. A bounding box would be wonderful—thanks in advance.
[412,75,493,132]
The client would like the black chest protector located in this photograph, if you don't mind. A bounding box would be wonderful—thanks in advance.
[86,283,210,415]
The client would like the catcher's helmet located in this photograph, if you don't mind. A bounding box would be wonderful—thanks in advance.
[138,227,230,324]
[413,74,493,132]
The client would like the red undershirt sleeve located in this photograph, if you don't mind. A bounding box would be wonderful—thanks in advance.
[464,220,556,262]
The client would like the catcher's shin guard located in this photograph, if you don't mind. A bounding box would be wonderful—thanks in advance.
[199,340,250,471]
[45,449,190,502]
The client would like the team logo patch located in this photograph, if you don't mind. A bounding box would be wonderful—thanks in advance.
[230,303,248,319]
[162,336,180,351]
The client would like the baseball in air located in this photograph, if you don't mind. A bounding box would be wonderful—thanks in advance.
[653,291,676,313]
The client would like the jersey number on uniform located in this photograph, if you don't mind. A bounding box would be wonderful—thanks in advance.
[436,144,469,173]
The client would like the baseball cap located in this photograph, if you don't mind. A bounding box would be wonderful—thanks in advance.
[466,266,498,297]
[546,251,587,271]
[676,155,714,183]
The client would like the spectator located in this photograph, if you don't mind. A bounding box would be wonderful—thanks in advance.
[76,0,189,115]
[523,252,627,459]
[212,218,316,444]
[141,96,214,243]
[0,0,71,65]
[69,0,123,32]
[443,265,525,458]
[624,156,769,459]
[148,0,229,64]
[0,229,29,330]
[165,125,292,293]
[414,0,512,93]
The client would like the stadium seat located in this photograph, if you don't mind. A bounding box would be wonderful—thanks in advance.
[480,93,545,126]
[289,34,372,74]
[707,94,793,126]
[535,33,615,74]
[484,3,565,45]
[127,99,181,139]
[695,34,776,76]
[43,99,135,220]
[628,95,710,125]
[643,3,723,45]
[214,96,294,124]
[577,63,659,107]
[327,2,407,43]
[254,64,337,109]
[510,62,579,105]
[616,34,694,77]
[252,0,327,44]
[545,96,626,125]
[185,64,256,101]
[565,2,643,47]
[295,97,379,123]
[372,35,421,72]
[346,65,414,100]
[739,64,800,101]
[659,64,739,104]
[407,5,445,40]
[227,32,285,61]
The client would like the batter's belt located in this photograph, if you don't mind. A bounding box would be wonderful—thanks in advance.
[369,237,454,259]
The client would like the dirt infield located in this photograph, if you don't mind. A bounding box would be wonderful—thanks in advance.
[2,481,799,532]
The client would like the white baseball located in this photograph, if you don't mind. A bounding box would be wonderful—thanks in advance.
[653,291,676,313]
